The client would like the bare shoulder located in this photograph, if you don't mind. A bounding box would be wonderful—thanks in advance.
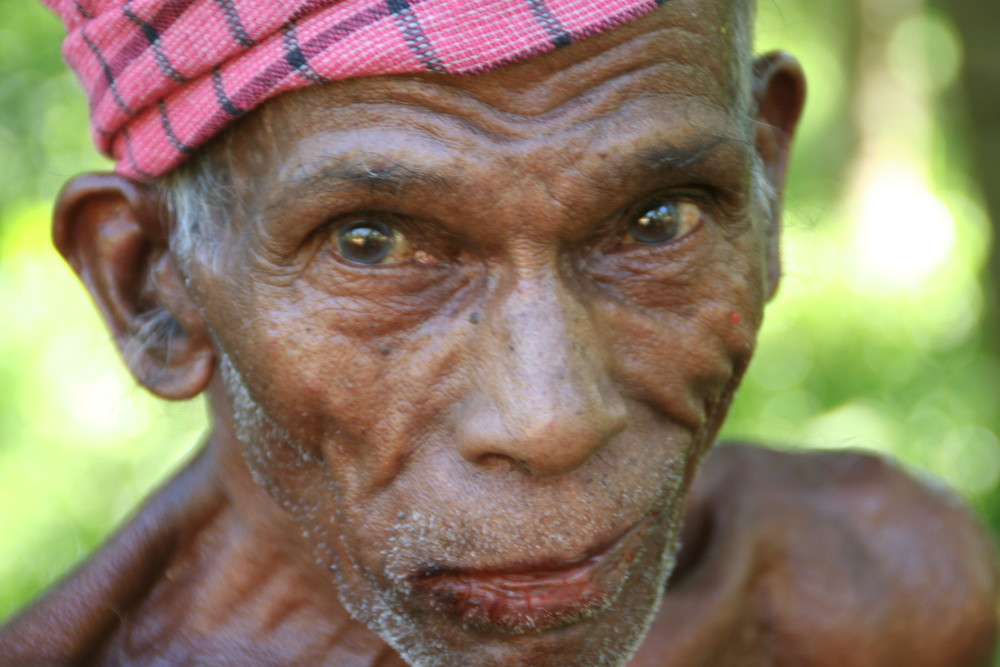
[0,446,224,665]
[685,443,999,666]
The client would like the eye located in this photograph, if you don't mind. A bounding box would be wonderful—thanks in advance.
[625,200,703,245]
[334,220,407,265]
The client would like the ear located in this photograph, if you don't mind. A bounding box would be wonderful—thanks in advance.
[752,51,807,300]
[53,172,214,399]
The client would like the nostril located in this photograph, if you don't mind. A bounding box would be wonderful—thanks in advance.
[456,273,625,478]
[456,388,628,479]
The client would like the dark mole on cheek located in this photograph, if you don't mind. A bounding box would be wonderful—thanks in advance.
[379,346,392,355]
[469,312,482,324]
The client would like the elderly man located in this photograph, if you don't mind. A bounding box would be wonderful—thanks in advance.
[1,0,997,664]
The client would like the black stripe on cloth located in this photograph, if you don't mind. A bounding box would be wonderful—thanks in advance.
[283,21,330,84]
[123,1,190,83]
[212,68,244,116]
[122,129,154,179]
[158,100,196,154]
[388,0,448,74]
[82,30,133,114]
[458,0,660,75]
[193,0,427,151]
[94,0,197,108]
[525,0,572,48]
[73,1,94,19]
[230,3,395,113]
[214,0,256,48]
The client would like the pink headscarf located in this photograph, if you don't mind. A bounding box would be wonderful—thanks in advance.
[43,0,663,179]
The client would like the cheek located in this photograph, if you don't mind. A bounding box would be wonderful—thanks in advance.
[232,281,472,489]
[598,231,766,431]
[214,224,766,565]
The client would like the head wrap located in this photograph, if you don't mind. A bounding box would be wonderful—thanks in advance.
[43,0,664,179]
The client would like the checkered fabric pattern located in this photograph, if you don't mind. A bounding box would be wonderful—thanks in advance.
[43,0,666,179]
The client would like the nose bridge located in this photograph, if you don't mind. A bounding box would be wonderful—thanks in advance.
[458,266,628,478]
[505,272,596,407]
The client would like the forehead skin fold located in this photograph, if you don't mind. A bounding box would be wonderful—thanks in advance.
[180,0,759,221]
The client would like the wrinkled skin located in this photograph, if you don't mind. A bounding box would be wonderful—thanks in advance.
[182,2,779,663]
[0,1,997,665]
[193,3,773,664]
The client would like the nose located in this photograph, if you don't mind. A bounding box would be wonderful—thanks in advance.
[456,271,628,478]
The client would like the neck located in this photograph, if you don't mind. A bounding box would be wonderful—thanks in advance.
[192,379,402,665]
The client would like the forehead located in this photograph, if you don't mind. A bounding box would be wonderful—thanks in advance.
[222,0,750,199]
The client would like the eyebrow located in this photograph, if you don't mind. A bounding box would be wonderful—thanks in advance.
[636,135,737,177]
[267,155,449,215]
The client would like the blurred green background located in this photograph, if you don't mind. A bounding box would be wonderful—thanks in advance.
[1,0,999,637]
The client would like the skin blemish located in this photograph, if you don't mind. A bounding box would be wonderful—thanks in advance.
[730,310,741,324]
[469,312,482,324]
[379,346,392,356]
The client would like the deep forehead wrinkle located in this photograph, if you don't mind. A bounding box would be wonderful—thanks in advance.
[230,0,753,214]
[356,62,714,146]
[435,16,733,121]
[278,17,730,147]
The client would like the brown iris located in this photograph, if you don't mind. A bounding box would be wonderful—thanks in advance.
[337,221,395,265]
[627,201,701,245]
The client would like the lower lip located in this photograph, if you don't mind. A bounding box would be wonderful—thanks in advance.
[412,519,651,633]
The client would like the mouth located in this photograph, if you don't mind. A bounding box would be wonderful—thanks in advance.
[410,516,654,635]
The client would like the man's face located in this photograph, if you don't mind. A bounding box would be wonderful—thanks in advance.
[187,1,773,664]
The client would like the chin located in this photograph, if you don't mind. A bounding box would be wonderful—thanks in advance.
[332,502,684,667]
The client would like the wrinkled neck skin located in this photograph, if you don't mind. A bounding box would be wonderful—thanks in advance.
[206,383,403,662]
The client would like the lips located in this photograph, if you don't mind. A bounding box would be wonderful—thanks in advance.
[410,516,653,634]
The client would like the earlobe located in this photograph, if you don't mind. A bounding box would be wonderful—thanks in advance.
[53,172,214,399]
[752,51,807,300]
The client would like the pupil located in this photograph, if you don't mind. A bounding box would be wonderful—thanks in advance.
[337,221,393,264]
[630,203,679,244]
